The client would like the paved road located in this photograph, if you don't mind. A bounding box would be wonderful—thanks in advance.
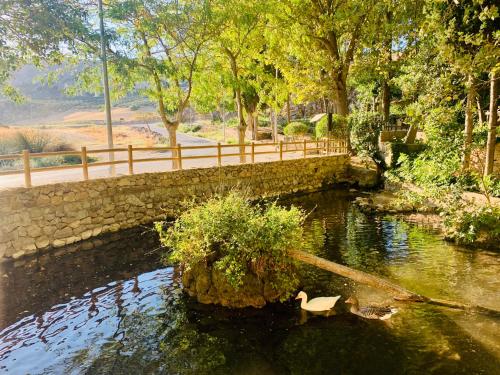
[0,124,302,189]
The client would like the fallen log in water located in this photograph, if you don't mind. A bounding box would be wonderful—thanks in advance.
[289,250,500,315]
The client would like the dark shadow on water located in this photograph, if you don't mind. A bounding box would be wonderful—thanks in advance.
[0,226,162,328]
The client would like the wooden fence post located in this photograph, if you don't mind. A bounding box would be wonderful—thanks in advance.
[251,142,255,163]
[303,139,307,158]
[81,146,89,180]
[128,145,134,175]
[217,143,222,167]
[326,138,330,155]
[279,141,283,161]
[177,144,182,170]
[22,150,31,188]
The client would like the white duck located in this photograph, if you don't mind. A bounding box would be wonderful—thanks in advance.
[295,291,341,312]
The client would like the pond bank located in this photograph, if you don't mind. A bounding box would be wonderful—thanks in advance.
[353,184,500,248]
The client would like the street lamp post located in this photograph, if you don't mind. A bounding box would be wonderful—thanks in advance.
[98,0,115,176]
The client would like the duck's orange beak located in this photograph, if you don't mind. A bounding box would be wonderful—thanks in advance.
[295,295,301,300]
[345,297,353,304]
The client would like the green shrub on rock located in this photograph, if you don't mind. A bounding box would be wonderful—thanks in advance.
[156,192,304,307]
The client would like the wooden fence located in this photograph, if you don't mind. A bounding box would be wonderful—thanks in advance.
[0,139,348,188]
[381,123,410,131]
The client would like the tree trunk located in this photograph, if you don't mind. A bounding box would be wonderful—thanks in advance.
[289,250,424,301]
[404,124,418,144]
[287,93,291,123]
[484,70,498,176]
[462,75,475,171]
[236,102,246,163]
[477,95,486,125]
[270,108,278,142]
[253,113,259,140]
[167,123,179,169]
[248,112,255,140]
[381,10,392,124]
[156,92,179,169]
[226,50,246,162]
[332,82,351,152]
[381,80,390,123]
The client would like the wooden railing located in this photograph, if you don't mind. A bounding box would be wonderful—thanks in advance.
[381,123,410,131]
[0,139,348,188]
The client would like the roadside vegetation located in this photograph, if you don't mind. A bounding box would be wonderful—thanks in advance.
[0,129,89,169]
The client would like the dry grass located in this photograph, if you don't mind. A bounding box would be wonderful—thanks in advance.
[0,127,18,139]
[0,125,165,154]
[62,126,163,147]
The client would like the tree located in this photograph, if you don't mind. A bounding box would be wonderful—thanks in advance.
[0,0,93,100]
[211,0,268,161]
[190,56,235,142]
[349,0,424,124]
[427,0,500,170]
[103,0,213,168]
[269,0,383,151]
[484,70,498,175]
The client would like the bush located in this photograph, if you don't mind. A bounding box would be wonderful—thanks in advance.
[130,104,140,111]
[179,123,202,133]
[156,192,303,301]
[349,111,384,159]
[283,121,309,137]
[390,106,463,187]
[442,203,500,245]
[13,130,53,153]
[315,114,347,139]
[226,117,239,127]
[0,130,88,169]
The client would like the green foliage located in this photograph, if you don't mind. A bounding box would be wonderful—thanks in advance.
[0,0,93,100]
[315,115,347,139]
[179,124,202,133]
[427,0,500,77]
[389,105,463,187]
[349,111,383,160]
[283,121,309,137]
[225,117,239,128]
[456,170,500,198]
[386,141,426,169]
[442,203,500,245]
[156,192,304,298]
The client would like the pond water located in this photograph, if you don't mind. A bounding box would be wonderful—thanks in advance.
[1,190,499,374]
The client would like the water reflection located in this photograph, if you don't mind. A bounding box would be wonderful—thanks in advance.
[0,190,499,374]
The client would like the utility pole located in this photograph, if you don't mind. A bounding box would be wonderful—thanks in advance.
[98,0,115,176]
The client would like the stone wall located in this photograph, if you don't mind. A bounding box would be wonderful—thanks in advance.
[0,155,349,261]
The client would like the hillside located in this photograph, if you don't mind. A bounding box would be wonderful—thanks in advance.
[0,65,153,126]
